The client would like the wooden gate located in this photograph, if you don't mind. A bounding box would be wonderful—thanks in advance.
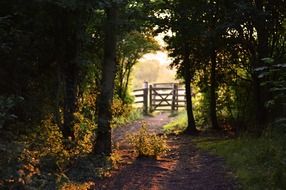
[133,82,186,114]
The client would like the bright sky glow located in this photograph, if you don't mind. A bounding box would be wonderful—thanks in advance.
[139,51,173,66]
[132,32,178,88]
[139,30,173,66]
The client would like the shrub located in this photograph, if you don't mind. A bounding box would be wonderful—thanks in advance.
[127,123,168,158]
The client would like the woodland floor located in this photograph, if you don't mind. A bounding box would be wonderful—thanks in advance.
[92,113,238,190]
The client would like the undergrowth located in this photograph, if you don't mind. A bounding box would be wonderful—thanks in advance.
[1,114,100,190]
[20,115,97,189]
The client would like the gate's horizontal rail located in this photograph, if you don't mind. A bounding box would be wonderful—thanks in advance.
[152,83,177,86]
[152,101,185,104]
[153,109,173,111]
[152,104,185,106]
[133,88,145,92]
[151,93,174,96]
[176,105,186,107]
[134,94,144,97]
[152,99,173,101]
[152,104,172,107]
[133,96,185,101]
[151,87,173,90]
[152,108,184,111]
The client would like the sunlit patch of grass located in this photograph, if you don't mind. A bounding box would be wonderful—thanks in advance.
[194,130,286,189]
[163,112,187,134]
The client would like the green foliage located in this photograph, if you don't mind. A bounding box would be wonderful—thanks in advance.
[0,96,23,128]
[127,123,168,158]
[195,129,286,189]
[192,90,210,127]
[118,31,159,61]
[256,60,286,123]
[73,112,97,153]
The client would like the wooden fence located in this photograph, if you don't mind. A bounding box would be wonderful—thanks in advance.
[133,82,186,114]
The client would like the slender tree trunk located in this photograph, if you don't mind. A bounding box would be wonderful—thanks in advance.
[54,64,62,128]
[117,59,125,101]
[183,47,198,134]
[251,50,268,131]
[94,5,118,156]
[122,62,133,104]
[210,48,219,130]
[252,73,264,123]
[252,0,269,129]
[62,62,78,139]
[56,9,80,140]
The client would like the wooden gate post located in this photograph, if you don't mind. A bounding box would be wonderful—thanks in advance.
[143,81,148,115]
[171,83,178,113]
[149,84,153,113]
[175,84,178,111]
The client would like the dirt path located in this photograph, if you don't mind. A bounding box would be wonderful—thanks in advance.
[94,113,238,190]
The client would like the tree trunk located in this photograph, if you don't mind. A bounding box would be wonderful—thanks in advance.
[117,58,125,101]
[252,0,270,129]
[62,62,78,139]
[122,61,133,104]
[210,48,219,130]
[54,64,62,128]
[94,5,118,156]
[183,47,198,134]
[56,8,80,140]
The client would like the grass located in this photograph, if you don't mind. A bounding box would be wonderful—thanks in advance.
[163,111,187,134]
[194,130,286,190]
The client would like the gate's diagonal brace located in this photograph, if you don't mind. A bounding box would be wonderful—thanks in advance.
[152,89,172,110]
